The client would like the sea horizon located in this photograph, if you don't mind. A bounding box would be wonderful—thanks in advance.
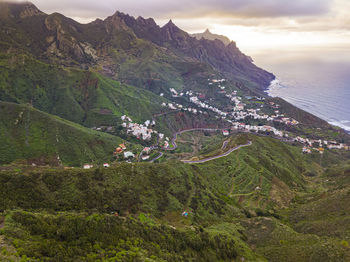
[251,46,350,133]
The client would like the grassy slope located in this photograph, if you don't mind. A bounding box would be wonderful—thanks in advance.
[0,101,130,166]
[287,164,350,239]
[0,52,166,127]
[193,134,309,210]
[0,162,261,261]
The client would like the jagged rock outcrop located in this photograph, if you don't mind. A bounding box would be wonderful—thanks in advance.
[0,1,44,19]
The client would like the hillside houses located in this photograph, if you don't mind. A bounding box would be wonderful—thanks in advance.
[293,136,349,151]
[121,115,155,141]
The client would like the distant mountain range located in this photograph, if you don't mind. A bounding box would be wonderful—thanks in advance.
[0,1,274,93]
[192,29,231,46]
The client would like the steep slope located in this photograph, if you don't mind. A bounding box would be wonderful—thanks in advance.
[117,14,275,91]
[0,101,128,166]
[0,52,166,127]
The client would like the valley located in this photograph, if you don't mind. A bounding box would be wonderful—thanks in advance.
[0,2,350,261]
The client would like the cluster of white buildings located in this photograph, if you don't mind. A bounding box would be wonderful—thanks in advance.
[188,94,228,118]
[231,122,285,137]
[294,136,349,151]
[170,88,184,98]
[121,115,156,141]
[208,78,226,88]
[121,115,168,143]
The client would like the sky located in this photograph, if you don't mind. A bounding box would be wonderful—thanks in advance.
[7,0,350,53]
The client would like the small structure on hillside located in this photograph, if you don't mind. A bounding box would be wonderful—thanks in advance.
[124,151,135,159]
[182,211,189,217]
[83,164,93,169]
[143,147,151,154]
[141,155,150,161]
[223,130,229,136]
[302,147,312,154]
[103,163,110,168]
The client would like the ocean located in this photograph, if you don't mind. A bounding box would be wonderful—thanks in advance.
[251,46,350,132]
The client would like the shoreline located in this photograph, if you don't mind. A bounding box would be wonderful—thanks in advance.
[265,79,350,133]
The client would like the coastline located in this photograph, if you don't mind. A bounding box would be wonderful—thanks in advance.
[265,79,350,133]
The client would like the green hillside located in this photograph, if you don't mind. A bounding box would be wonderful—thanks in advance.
[0,52,166,128]
[1,2,350,262]
[0,136,349,261]
[0,135,350,261]
[0,101,132,166]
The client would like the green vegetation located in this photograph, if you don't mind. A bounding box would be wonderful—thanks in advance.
[0,101,131,166]
[0,52,166,128]
[0,210,261,262]
[1,2,350,261]
[0,134,349,261]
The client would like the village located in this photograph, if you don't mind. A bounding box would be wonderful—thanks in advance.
[86,77,349,168]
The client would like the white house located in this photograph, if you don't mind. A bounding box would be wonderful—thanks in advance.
[124,151,135,158]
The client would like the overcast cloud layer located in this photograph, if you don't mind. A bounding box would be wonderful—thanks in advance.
[4,0,350,51]
[16,0,334,19]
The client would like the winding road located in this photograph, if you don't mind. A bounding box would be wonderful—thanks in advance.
[164,127,229,151]
[144,123,292,164]
[149,152,164,163]
[181,141,252,164]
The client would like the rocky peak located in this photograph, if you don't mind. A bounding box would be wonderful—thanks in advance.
[161,19,190,45]
[18,2,43,18]
[104,11,130,32]
[0,1,44,19]
[136,16,157,28]
[162,19,178,30]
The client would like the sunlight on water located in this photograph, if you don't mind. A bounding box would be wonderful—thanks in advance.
[252,46,350,132]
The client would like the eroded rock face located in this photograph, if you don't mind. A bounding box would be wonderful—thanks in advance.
[44,15,93,62]
[19,3,44,18]
[0,2,44,19]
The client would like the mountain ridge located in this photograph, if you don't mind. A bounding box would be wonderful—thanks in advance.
[192,28,232,46]
[0,1,275,93]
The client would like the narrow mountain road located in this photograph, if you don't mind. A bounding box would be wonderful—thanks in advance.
[165,127,228,151]
[181,141,252,164]
[149,152,164,163]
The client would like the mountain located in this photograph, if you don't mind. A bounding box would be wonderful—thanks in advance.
[0,1,274,96]
[1,2,350,262]
[192,29,231,46]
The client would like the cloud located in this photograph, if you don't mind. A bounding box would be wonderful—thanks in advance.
[5,0,349,50]
[28,0,333,21]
